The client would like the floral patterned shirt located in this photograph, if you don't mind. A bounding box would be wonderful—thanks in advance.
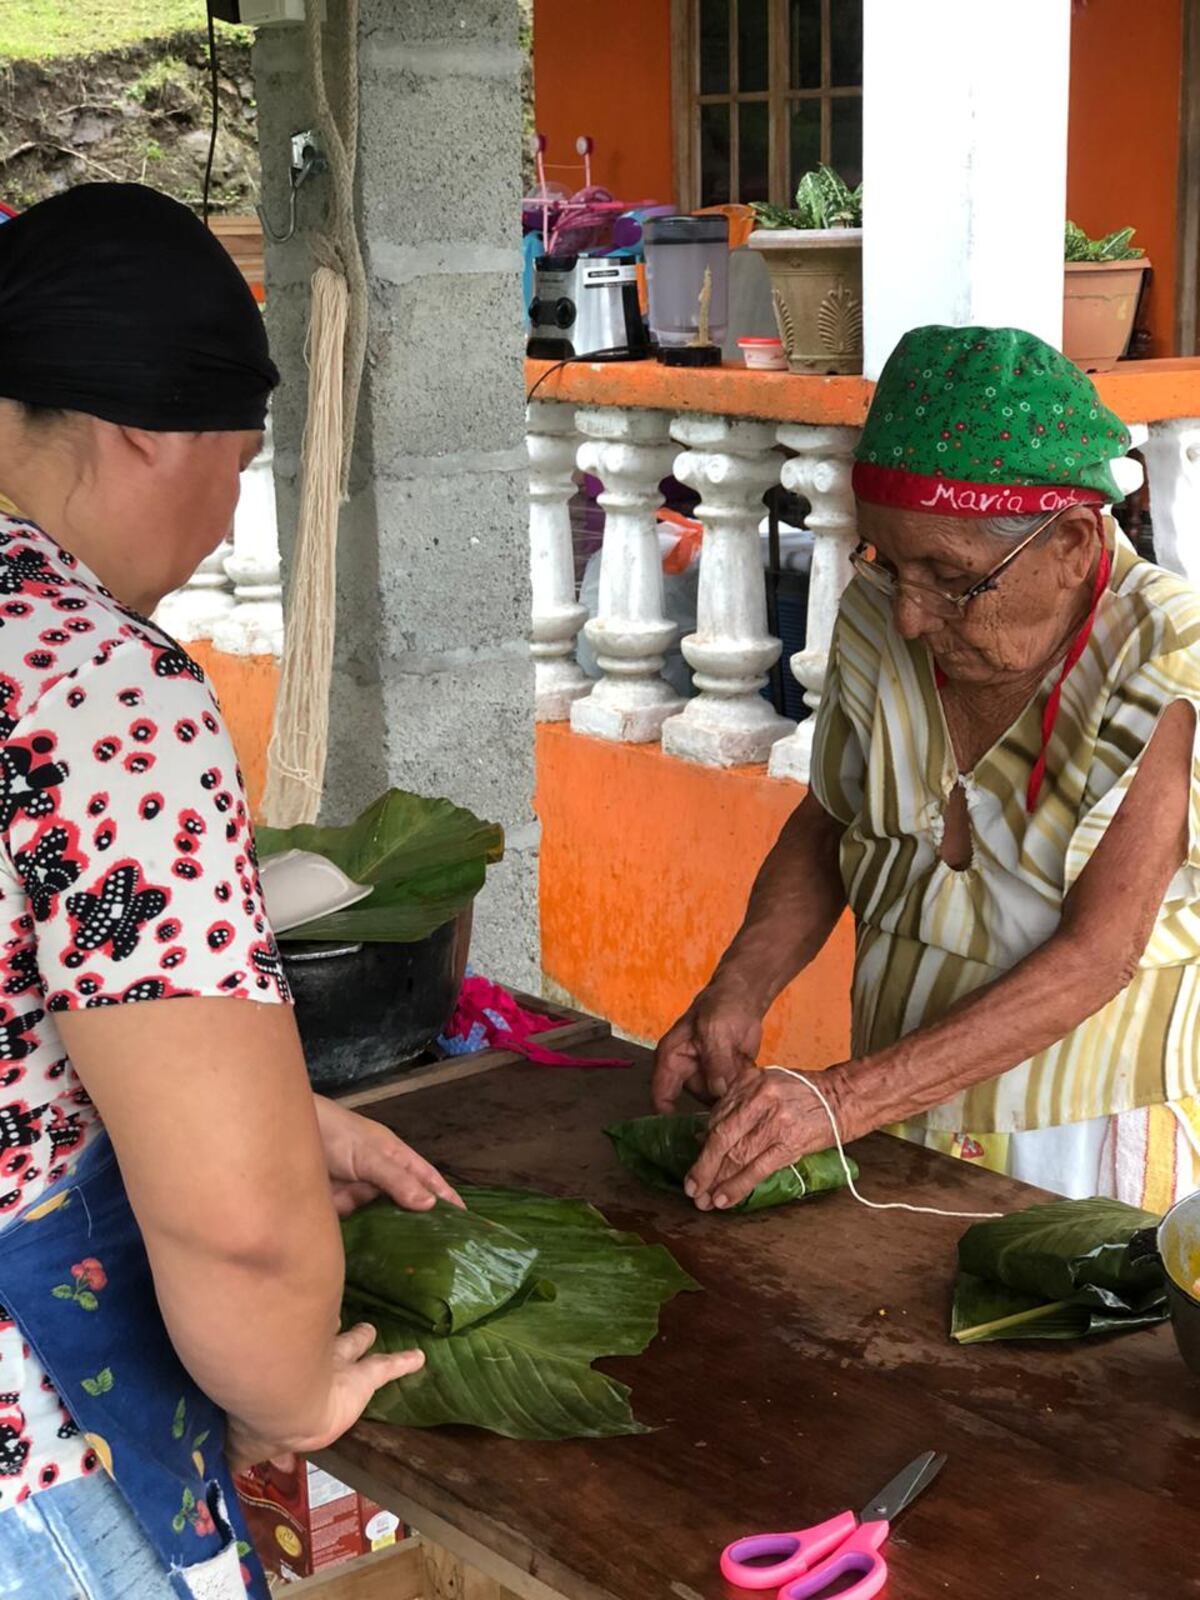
[0,514,289,1509]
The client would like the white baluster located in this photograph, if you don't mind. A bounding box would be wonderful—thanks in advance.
[1140,419,1200,581]
[570,407,684,742]
[661,414,793,767]
[154,539,235,643]
[212,418,285,657]
[527,399,591,721]
[768,424,860,783]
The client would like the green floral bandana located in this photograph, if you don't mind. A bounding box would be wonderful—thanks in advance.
[853,325,1130,515]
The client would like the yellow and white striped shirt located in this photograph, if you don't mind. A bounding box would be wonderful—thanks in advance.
[811,525,1200,1134]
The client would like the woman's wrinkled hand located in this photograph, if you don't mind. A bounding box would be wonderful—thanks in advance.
[227,1322,425,1472]
[652,983,765,1113]
[684,1068,855,1212]
[313,1095,463,1216]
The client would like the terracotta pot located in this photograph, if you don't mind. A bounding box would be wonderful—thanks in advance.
[748,227,863,375]
[1062,258,1148,370]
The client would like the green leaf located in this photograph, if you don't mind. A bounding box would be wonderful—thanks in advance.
[172,1513,187,1535]
[753,165,862,232]
[172,1397,187,1439]
[257,788,504,945]
[76,1290,98,1311]
[345,1186,698,1440]
[950,1198,1170,1343]
[81,1378,100,1397]
[94,1367,113,1394]
[341,1198,542,1336]
[236,1542,251,1558]
[51,1284,73,1299]
[182,1486,195,1512]
[605,1113,856,1212]
[1065,219,1144,263]
[192,1429,210,1450]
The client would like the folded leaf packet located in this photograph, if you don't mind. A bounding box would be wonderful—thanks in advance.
[342,1186,698,1439]
[341,1198,542,1336]
[605,1112,855,1212]
[951,1196,1169,1344]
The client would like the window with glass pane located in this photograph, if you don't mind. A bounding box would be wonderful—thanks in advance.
[689,0,863,208]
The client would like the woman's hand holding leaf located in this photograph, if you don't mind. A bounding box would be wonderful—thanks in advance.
[686,1067,855,1212]
[314,1095,463,1216]
[227,1322,426,1471]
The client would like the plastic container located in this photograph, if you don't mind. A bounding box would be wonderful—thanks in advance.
[643,214,730,353]
[738,336,786,371]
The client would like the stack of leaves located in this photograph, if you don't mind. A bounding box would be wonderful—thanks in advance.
[257,788,504,944]
[341,1186,698,1439]
[951,1197,1168,1344]
[606,1113,855,1212]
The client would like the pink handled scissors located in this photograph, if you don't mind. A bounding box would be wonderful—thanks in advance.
[720,1450,946,1600]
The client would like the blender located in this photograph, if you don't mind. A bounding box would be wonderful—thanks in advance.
[643,215,730,367]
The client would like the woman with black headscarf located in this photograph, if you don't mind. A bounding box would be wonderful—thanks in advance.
[0,184,450,1599]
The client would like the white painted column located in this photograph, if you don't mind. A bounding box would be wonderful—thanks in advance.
[527,399,591,721]
[862,0,1072,377]
[154,541,235,643]
[571,407,684,742]
[212,418,284,657]
[1141,419,1200,581]
[769,425,859,783]
[661,415,793,766]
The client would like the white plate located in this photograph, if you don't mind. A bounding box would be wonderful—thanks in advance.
[259,849,372,934]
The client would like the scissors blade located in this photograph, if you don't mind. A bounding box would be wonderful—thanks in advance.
[859,1451,947,1525]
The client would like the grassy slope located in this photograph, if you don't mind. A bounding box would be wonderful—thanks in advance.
[0,1,248,61]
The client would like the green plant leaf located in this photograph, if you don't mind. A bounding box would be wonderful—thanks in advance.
[1065,219,1144,262]
[605,1113,856,1211]
[257,789,504,944]
[346,1186,698,1440]
[193,1429,210,1450]
[80,1367,113,1397]
[342,1198,543,1336]
[51,1284,73,1299]
[81,1378,100,1396]
[950,1198,1169,1343]
[182,1486,195,1512]
[172,1513,187,1535]
[76,1290,98,1311]
[172,1398,187,1440]
[753,165,862,231]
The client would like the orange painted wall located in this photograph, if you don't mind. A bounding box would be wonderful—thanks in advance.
[531,0,677,205]
[1068,0,1183,356]
[536,724,854,1063]
[189,642,278,821]
[533,2,1185,353]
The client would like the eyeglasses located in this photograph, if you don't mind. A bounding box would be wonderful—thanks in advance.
[850,508,1066,620]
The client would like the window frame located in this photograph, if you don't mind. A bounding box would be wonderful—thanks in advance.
[671,0,863,211]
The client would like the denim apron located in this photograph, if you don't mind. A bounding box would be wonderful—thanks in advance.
[0,1133,270,1600]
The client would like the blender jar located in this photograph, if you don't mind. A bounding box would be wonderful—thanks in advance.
[643,215,730,365]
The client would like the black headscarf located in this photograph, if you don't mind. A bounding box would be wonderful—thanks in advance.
[0,183,279,431]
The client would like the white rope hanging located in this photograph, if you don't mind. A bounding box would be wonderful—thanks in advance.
[261,0,366,827]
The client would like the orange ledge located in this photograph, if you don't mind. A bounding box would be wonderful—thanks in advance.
[526,356,1200,425]
[535,723,853,1064]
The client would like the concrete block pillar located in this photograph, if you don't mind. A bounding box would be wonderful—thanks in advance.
[253,1,538,990]
[862,0,1072,379]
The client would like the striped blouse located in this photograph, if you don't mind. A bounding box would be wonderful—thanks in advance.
[810,524,1200,1133]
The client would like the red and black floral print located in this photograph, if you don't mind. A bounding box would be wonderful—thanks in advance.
[0,514,289,1509]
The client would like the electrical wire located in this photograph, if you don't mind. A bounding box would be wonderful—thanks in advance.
[202,1,220,225]
[525,346,651,406]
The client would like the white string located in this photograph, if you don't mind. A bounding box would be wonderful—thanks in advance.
[767,1066,1003,1221]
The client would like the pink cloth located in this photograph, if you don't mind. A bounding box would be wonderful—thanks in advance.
[446,977,629,1068]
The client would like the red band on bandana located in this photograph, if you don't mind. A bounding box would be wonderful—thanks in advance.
[852,461,1107,518]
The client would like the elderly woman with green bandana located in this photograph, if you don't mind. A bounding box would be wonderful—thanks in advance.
[655,324,1200,1211]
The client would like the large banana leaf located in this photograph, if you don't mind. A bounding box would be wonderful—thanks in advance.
[605,1112,855,1212]
[257,789,504,944]
[951,1197,1168,1344]
[341,1199,543,1336]
[343,1186,699,1440]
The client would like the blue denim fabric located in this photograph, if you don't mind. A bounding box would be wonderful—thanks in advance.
[0,1471,185,1598]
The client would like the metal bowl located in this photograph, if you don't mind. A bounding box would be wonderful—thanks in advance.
[1158,1188,1200,1377]
[281,910,471,1091]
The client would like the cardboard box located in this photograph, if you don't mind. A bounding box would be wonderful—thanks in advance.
[236,1459,404,1585]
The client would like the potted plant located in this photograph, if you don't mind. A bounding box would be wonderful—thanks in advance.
[1062,221,1149,371]
[747,166,863,375]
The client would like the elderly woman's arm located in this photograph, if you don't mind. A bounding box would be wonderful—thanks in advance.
[688,700,1195,1209]
[653,790,847,1110]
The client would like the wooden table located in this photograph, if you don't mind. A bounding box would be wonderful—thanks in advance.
[321,1042,1200,1600]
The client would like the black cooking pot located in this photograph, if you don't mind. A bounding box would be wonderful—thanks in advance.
[1133,1188,1200,1376]
[281,911,471,1091]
